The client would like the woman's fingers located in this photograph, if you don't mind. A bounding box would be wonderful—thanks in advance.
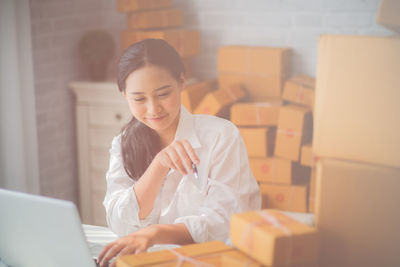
[174,141,194,174]
[158,140,199,175]
[181,140,200,164]
[99,243,124,267]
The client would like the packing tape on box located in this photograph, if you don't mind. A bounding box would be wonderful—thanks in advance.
[277,128,302,138]
[296,86,304,102]
[224,86,241,102]
[258,161,278,182]
[241,210,294,266]
[169,249,215,267]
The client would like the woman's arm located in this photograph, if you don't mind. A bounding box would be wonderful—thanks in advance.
[134,139,200,219]
[97,223,194,267]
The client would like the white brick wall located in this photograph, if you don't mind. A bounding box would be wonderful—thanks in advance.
[30,0,125,203]
[174,0,395,79]
[30,0,395,204]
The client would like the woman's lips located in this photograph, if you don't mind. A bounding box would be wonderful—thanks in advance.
[146,114,167,122]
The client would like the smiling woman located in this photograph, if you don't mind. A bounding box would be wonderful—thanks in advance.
[98,39,261,267]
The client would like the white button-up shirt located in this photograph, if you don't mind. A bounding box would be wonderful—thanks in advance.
[103,106,261,243]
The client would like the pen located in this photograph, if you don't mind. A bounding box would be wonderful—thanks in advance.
[192,163,199,179]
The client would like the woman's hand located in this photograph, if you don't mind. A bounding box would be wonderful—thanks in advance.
[156,139,199,175]
[97,226,158,267]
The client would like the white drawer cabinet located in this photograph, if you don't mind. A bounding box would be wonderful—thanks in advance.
[70,82,131,226]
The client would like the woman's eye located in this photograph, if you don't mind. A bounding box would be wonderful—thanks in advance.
[134,98,145,102]
[157,91,170,98]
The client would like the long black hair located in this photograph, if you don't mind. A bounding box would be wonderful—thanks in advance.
[117,39,185,180]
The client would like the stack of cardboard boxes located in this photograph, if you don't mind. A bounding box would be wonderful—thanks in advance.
[117,0,200,78]
[313,34,400,266]
[183,45,320,215]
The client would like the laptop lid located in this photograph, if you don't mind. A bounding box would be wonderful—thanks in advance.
[0,189,96,267]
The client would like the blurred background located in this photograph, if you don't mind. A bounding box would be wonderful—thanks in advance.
[0,0,395,216]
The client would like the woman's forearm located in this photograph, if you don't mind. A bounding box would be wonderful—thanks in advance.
[150,223,194,245]
[133,157,169,219]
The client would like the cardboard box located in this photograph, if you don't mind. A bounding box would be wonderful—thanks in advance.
[275,105,313,161]
[314,35,400,168]
[300,144,316,167]
[249,157,311,184]
[230,209,319,266]
[308,168,316,214]
[117,240,233,266]
[221,250,262,267]
[376,0,400,33]
[230,100,282,126]
[126,8,183,30]
[121,29,200,57]
[315,158,400,267]
[260,183,308,213]
[218,46,291,76]
[218,46,291,99]
[218,71,288,100]
[117,0,172,13]
[239,127,276,157]
[181,80,217,112]
[282,75,315,109]
[193,84,246,118]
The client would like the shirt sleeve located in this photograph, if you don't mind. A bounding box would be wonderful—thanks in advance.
[174,123,262,243]
[103,135,160,237]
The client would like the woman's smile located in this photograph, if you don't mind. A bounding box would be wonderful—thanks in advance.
[146,114,167,122]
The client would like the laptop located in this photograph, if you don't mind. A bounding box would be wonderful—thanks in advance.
[0,188,102,267]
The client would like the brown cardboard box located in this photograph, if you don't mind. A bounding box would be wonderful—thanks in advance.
[230,209,319,266]
[126,8,183,30]
[181,80,217,112]
[260,183,308,213]
[314,35,400,168]
[221,250,262,267]
[376,0,400,33]
[239,127,276,157]
[250,157,311,184]
[315,158,400,267]
[308,168,316,213]
[300,144,315,167]
[218,46,291,75]
[121,29,200,57]
[230,100,282,126]
[117,0,172,13]
[218,46,291,99]
[275,105,313,162]
[117,240,233,266]
[282,75,315,109]
[218,70,288,100]
[193,85,246,118]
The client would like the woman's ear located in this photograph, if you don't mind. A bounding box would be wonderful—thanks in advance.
[179,72,185,90]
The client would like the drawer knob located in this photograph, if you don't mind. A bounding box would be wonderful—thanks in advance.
[115,113,122,121]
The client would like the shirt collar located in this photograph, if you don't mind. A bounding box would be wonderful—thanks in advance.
[173,105,201,149]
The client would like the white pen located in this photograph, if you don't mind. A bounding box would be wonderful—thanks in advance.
[192,163,199,179]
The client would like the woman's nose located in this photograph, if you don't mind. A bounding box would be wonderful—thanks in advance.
[147,99,161,114]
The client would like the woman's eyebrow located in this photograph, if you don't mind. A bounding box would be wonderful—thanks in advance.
[130,85,171,94]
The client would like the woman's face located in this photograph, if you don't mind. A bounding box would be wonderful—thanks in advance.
[123,64,183,138]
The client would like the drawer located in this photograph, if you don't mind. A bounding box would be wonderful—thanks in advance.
[91,169,107,193]
[92,190,107,226]
[89,105,131,127]
[89,127,119,149]
[90,147,110,171]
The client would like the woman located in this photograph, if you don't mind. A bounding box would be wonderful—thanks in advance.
[97,39,261,267]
